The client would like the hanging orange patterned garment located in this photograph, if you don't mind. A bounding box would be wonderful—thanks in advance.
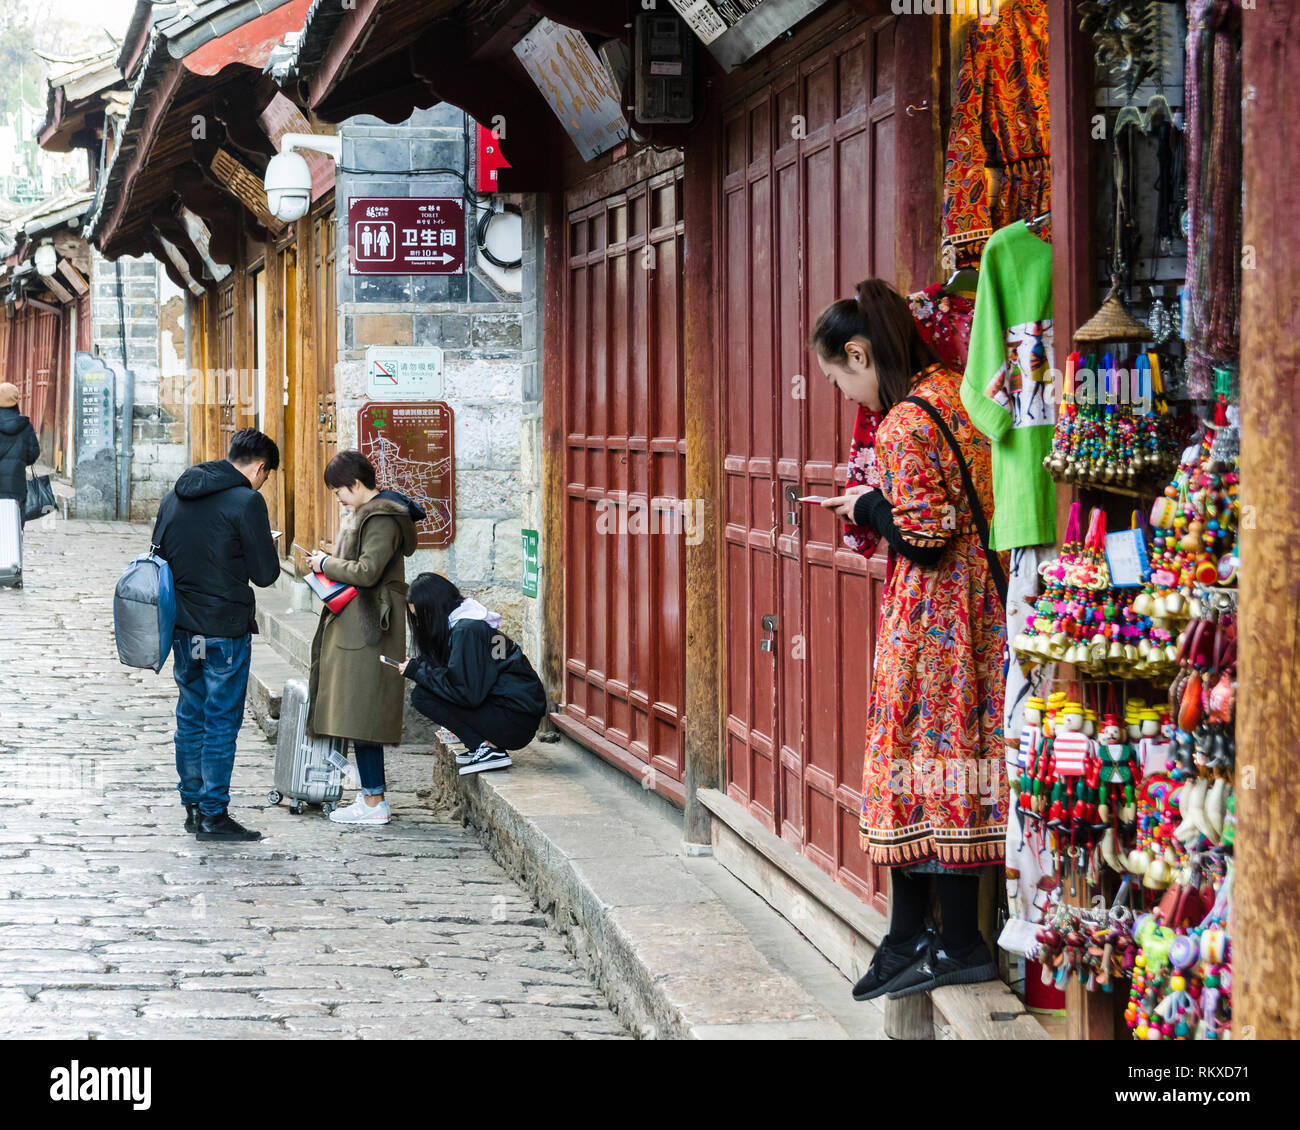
[942,0,1052,268]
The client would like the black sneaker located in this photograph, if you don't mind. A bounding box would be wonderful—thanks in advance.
[195,809,263,842]
[458,744,512,776]
[852,930,934,1001]
[183,804,199,833]
[885,936,998,999]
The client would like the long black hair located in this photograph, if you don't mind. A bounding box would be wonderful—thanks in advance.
[810,278,940,414]
[406,573,465,666]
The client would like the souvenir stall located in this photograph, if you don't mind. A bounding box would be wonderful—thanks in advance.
[989,0,1241,1040]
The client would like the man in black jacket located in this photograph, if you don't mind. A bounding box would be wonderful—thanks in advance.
[154,428,280,842]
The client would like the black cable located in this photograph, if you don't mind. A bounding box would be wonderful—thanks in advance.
[476,203,522,270]
[335,165,492,205]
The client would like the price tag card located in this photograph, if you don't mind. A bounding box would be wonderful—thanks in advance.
[1105,528,1150,588]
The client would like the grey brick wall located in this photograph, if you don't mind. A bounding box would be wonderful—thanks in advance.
[334,105,542,658]
[89,251,188,520]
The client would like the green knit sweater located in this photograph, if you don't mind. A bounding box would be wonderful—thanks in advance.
[960,221,1057,550]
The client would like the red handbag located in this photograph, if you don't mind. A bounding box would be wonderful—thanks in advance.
[304,570,358,614]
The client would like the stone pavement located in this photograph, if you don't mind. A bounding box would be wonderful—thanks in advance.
[0,516,628,1040]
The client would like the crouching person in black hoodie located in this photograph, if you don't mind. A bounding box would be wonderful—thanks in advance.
[400,573,547,775]
[153,429,281,841]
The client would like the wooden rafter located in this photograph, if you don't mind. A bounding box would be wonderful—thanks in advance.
[57,260,89,294]
[209,147,285,234]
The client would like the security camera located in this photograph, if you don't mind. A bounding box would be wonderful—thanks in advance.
[265,151,312,223]
[263,133,343,224]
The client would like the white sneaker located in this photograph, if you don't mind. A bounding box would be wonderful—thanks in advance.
[454,746,477,766]
[458,744,512,776]
[329,796,391,824]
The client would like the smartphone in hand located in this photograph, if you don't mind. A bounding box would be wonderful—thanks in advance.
[379,655,404,669]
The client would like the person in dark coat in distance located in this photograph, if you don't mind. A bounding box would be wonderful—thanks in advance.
[399,573,547,776]
[0,382,41,588]
[0,382,40,505]
[153,428,281,842]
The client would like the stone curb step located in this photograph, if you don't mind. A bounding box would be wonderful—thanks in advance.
[426,736,872,1040]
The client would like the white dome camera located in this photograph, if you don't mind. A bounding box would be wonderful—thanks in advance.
[265,151,312,223]
[264,133,342,224]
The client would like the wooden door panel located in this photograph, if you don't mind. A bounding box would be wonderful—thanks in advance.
[722,15,895,910]
[563,167,686,786]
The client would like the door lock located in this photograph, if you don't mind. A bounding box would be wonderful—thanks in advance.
[785,483,800,527]
[759,613,778,653]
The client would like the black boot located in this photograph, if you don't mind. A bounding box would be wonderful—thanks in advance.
[183,804,200,833]
[851,930,933,1001]
[195,809,263,842]
[885,936,998,999]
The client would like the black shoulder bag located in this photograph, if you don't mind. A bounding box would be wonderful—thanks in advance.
[903,395,1008,610]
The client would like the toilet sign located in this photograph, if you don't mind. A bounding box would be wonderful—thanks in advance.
[347,197,466,275]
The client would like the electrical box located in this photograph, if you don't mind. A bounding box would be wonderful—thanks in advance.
[634,13,695,125]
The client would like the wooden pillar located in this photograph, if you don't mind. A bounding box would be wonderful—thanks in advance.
[293,217,318,553]
[682,96,722,846]
[1047,0,1095,347]
[539,182,566,705]
[1047,0,1110,1040]
[263,242,286,548]
[893,10,942,292]
[1236,0,1300,1041]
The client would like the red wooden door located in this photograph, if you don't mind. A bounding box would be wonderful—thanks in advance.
[562,165,687,794]
[722,16,897,913]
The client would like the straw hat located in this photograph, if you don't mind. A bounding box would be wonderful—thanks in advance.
[1074,280,1152,344]
[0,383,19,408]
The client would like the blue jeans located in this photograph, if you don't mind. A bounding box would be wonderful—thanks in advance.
[351,741,386,796]
[171,630,252,815]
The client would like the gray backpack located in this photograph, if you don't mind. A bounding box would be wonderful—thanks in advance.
[113,529,177,673]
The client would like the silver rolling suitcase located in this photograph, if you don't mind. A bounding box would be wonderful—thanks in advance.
[268,678,346,815]
[0,499,21,588]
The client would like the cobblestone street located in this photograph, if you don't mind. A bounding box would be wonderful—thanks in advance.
[0,517,628,1040]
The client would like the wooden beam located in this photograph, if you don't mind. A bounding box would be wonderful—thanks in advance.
[97,59,187,251]
[292,213,318,553]
[263,239,286,550]
[1047,0,1109,1039]
[306,0,389,114]
[57,259,89,295]
[1047,0,1095,343]
[893,9,941,291]
[209,148,285,235]
[682,98,721,845]
[41,276,76,305]
[1237,0,1300,1042]
[539,176,566,707]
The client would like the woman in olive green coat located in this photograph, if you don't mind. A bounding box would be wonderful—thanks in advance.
[303,451,419,825]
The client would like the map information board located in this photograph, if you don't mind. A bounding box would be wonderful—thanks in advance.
[356,402,455,548]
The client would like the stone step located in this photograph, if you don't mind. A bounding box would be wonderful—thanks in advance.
[247,639,305,742]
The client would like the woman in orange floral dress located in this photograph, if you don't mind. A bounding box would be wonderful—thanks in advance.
[815,280,1007,1002]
